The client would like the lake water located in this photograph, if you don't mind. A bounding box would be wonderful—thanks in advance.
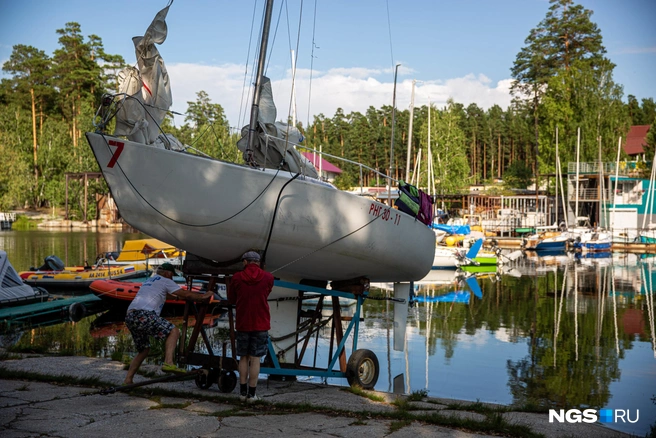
[1,230,654,435]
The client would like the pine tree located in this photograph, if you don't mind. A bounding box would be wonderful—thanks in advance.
[2,45,52,196]
[511,0,609,174]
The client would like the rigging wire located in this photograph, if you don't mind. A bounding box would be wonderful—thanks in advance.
[266,1,285,74]
[270,213,385,275]
[306,0,318,130]
[279,0,305,166]
[237,0,260,130]
[286,0,304,129]
[385,0,396,72]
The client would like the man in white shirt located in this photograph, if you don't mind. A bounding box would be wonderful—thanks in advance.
[123,263,210,385]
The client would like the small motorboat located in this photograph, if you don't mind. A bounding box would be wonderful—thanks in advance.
[89,279,226,314]
[19,255,150,289]
[573,231,612,252]
[524,231,571,251]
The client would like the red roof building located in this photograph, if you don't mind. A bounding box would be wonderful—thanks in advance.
[302,152,342,183]
[624,125,651,156]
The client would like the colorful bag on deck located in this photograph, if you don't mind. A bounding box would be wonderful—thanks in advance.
[394,180,433,226]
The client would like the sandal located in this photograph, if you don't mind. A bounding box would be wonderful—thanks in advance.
[161,363,186,374]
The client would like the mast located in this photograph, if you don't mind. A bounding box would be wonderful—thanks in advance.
[405,79,416,182]
[246,0,275,161]
[575,127,581,222]
[427,100,431,194]
[611,136,622,231]
[557,127,568,229]
[291,49,297,128]
[387,63,401,206]
[555,126,559,226]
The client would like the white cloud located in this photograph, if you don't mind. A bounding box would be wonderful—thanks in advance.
[167,63,513,130]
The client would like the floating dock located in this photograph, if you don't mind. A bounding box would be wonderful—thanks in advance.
[0,294,106,331]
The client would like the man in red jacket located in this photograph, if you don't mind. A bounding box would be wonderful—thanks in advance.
[229,251,274,402]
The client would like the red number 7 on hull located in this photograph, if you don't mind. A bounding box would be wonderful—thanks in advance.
[107,140,125,168]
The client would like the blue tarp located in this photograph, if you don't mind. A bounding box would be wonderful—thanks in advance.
[432,224,471,235]
[413,291,471,304]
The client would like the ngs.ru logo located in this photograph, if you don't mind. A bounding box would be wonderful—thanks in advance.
[549,409,639,424]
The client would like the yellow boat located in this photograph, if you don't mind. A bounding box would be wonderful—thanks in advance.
[19,255,150,290]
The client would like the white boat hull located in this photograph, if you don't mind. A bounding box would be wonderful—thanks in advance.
[86,133,435,282]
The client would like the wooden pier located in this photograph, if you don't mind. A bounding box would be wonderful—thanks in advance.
[0,212,15,230]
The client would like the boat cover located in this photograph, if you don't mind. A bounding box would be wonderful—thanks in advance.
[114,1,172,145]
[116,238,183,262]
[0,251,41,303]
[237,76,319,178]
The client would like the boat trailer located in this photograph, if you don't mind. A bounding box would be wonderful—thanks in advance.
[174,255,381,392]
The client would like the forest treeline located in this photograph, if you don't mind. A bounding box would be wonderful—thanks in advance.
[1,0,655,220]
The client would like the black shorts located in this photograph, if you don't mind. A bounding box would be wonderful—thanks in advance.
[236,330,269,357]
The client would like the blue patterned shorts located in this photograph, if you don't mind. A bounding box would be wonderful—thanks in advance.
[236,331,269,357]
[125,309,175,352]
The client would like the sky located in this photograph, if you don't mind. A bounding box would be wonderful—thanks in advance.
[1,0,655,130]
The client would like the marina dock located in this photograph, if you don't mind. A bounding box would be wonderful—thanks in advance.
[485,236,656,254]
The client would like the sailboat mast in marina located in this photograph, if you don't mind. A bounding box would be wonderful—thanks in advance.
[86,0,436,283]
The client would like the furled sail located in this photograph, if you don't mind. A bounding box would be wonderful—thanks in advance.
[237,76,318,178]
[114,1,173,145]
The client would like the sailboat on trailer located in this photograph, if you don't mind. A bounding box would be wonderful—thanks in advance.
[86,1,435,283]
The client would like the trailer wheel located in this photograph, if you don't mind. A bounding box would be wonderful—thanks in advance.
[194,368,215,389]
[217,370,237,393]
[346,349,379,389]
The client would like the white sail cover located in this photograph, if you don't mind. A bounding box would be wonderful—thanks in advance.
[114,1,173,144]
[237,77,319,178]
[0,250,39,303]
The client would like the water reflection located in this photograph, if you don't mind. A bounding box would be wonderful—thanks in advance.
[1,233,655,435]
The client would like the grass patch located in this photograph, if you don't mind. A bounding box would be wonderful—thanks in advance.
[407,389,428,401]
[151,401,192,410]
[349,419,367,426]
[512,400,550,413]
[391,397,411,410]
[7,345,50,355]
[389,419,412,433]
[344,386,385,402]
[0,350,23,361]
[111,351,125,362]
[11,215,40,230]
[443,399,507,415]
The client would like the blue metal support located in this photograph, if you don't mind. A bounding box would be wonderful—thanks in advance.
[259,279,367,379]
